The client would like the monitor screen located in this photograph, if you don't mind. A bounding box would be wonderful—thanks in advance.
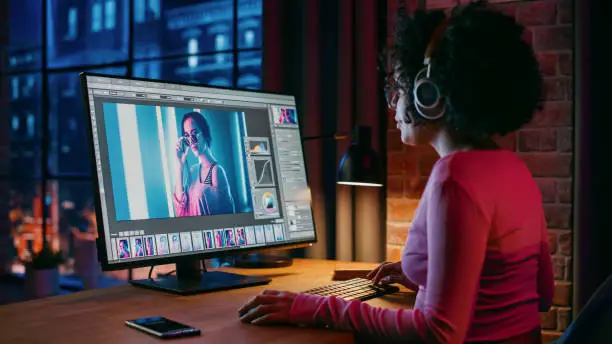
[81,74,316,267]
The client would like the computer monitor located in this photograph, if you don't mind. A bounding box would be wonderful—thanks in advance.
[80,72,317,294]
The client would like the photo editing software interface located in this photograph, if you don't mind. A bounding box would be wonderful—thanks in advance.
[84,75,315,264]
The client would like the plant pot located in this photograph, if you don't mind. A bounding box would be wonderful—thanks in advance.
[74,240,101,290]
[24,266,60,299]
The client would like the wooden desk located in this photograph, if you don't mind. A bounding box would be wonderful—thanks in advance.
[0,259,416,344]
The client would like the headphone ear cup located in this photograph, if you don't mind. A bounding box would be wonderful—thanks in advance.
[413,69,446,120]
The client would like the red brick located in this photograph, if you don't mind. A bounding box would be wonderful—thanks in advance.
[548,230,558,254]
[387,198,420,222]
[565,257,572,280]
[543,78,571,101]
[387,176,404,198]
[559,53,573,75]
[537,53,558,76]
[387,129,404,152]
[387,223,409,245]
[533,26,573,52]
[386,244,403,262]
[387,153,406,175]
[557,179,572,203]
[557,307,572,331]
[544,204,572,229]
[526,102,572,128]
[520,153,572,177]
[558,230,572,256]
[557,128,573,153]
[552,256,566,280]
[518,129,557,152]
[535,178,557,203]
[496,4,518,18]
[522,26,534,46]
[516,1,557,26]
[542,331,563,342]
[540,308,558,330]
[558,0,573,24]
[419,151,439,176]
[553,281,571,306]
[405,175,427,199]
[493,132,516,151]
[426,0,456,9]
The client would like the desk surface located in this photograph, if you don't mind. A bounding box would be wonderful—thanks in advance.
[0,259,416,344]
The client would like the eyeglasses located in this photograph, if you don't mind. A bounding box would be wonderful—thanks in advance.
[183,130,201,145]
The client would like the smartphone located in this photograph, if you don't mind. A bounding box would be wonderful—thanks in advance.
[125,316,201,339]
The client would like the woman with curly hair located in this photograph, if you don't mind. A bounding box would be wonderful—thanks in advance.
[238,2,554,343]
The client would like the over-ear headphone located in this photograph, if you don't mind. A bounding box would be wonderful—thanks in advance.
[413,19,449,121]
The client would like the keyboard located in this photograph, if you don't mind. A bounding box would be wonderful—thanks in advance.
[302,278,400,301]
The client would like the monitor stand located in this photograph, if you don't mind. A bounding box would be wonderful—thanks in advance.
[129,258,271,295]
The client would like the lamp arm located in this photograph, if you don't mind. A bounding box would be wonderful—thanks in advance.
[301,134,349,142]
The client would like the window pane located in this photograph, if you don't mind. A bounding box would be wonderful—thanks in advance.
[47,0,129,69]
[48,67,127,176]
[238,50,262,90]
[5,73,43,178]
[47,180,101,279]
[6,180,47,263]
[7,0,43,72]
[238,0,262,49]
[134,0,234,60]
[133,54,233,86]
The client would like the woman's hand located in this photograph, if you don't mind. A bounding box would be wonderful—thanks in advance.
[366,261,412,288]
[238,290,297,325]
[175,137,188,166]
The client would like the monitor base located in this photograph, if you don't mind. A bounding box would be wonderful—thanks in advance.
[129,259,271,295]
[233,253,293,269]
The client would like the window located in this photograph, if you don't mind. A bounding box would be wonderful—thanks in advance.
[2,0,263,276]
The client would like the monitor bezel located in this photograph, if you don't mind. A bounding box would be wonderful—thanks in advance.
[80,71,317,271]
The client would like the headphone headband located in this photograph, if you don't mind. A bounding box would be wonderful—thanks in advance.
[424,18,450,64]
[413,18,449,121]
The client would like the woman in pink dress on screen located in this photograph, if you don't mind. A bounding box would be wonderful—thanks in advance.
[238,2,554,343]
[174,111,235,217]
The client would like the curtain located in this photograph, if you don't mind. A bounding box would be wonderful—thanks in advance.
[262,0,386,261]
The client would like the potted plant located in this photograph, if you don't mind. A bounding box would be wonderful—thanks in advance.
[23,244,64,298]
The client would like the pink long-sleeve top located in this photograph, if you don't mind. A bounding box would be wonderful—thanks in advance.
[290,150,555,343]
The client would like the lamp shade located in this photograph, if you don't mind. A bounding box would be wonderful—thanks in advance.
[337,126,384,187]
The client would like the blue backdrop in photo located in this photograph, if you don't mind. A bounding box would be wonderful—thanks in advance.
[103,103,253,221]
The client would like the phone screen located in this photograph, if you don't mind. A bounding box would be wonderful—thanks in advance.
[127,317,199,337]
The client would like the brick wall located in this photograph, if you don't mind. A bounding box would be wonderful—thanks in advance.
[385,0,573,341]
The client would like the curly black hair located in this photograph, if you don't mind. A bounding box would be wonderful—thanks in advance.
[391,0,543,137]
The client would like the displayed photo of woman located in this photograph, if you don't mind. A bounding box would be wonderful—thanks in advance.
[204,231,215,249]
[174,112,235,217]
[132,237,145,257]
[144,236,156,256]
[169,233,181,253]
[235,227,247,246]
[117,238,131,259]
[180,232,193,252]
[191,231,204,251]
[156,234,169,255]
[102,104,254,222]
[214,229,225,248]
[224,228,236,247]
